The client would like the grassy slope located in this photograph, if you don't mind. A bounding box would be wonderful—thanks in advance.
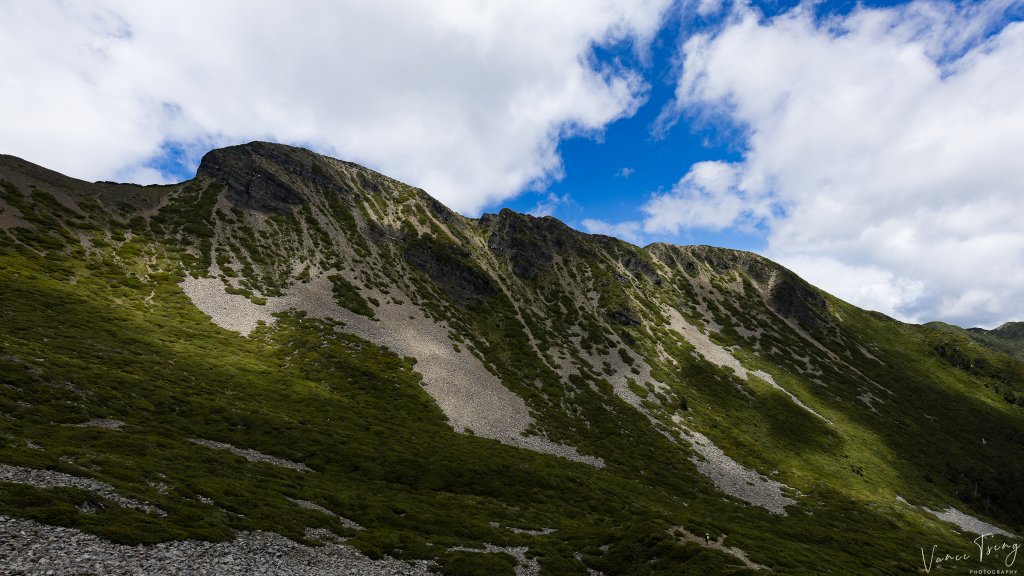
[2,145,1024,574]
[928,320,1024,363]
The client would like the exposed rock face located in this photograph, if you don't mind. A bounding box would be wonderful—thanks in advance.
[604,306,641,327]
[766,272,830,330]
[482,209,557,280]
[402,234,498,304]
[651,243,832,330]
[197,142,316,212]
[620,253,661,285]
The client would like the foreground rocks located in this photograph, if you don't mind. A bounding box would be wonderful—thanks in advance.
[0,464,163,516]
[0,516,433,576]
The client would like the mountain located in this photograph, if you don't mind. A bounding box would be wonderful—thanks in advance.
[927,319,1024,371]
[1,142,1023,575]
[966,322,1024,362]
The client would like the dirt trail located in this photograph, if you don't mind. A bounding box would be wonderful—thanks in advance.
[673,527,767,571]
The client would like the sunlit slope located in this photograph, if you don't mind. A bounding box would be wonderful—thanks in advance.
[2,143,1022,575]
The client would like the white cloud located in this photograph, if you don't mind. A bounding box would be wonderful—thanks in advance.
[696,0,724,17]
[581,218,644,244]
[642,160,759,233]
[0,0,671,214]
[529,192,571,217]
[643,0,1024,327]
[616,166,635,178]
[773,255,925,321]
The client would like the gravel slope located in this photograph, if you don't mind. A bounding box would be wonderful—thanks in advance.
[0,515,433,576]
[179,275,603,467]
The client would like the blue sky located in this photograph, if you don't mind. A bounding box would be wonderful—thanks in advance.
[498,10,759,249]
[2,0,1023,327]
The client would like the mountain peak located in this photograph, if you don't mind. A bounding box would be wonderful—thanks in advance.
[993,321,1024,339]
[196,141,325,212]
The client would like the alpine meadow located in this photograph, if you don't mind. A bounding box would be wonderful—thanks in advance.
[1,142,1022,574]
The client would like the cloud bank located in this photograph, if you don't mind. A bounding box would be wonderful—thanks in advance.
[591,0,1024,327]
[0,0,670,213]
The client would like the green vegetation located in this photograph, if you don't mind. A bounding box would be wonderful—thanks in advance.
[437,551,517,576]
[328,274,375,317]
[2,144,1023,575]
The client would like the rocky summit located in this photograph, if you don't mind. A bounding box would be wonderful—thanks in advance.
[1,142,1023,575]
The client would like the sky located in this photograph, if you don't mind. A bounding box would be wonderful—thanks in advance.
[2,0,1023,328]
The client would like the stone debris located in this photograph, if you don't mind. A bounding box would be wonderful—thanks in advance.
[574,335,661,411]
[896,495,1016,538]
[179,274,603,467]
[278,278,605,468]
[672,419,795,516]
[665,307,831,424]
[575,552,605,575]
[858,392,881,413]
[664,307,747,376]
[0,198,31,229]
[286,497,363,530]
[750,369,832,424]
[448,544,539,576]
[179,276,274,336]
[923,506,1017,538]
[488,522,556,535]
[188,438,312,472]
[0,463,163,516]
[0,514,434,575]
[64,418,125,430]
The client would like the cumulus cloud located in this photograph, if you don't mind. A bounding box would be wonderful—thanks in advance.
[528,192,572,217]
[581,218,645,244]
[0,0,671,213]
[643,0,1024,327]
[642,160,760,233]
[773,255,926,323]
[696,0,724,17]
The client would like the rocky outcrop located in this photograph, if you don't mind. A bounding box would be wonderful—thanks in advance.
[197,142,312,212]
[403,233,498,304]
[649,244,832,330]
[481,209,565,280]
[765,271,830,330]
[0,464,164,516]
[0,515,433,576]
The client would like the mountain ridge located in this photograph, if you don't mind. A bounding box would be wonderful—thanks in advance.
[2,141,1023,575]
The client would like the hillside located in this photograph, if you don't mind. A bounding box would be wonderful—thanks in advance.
[1,142,1023,575]
[968,323,1024,362]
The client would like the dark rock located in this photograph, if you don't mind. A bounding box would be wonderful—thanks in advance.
[403,234,497,304]
[620,254,661,285]
[648,244,832,329]
[606,307,641,326]
[767,273,830,330]
[674,244,775,285]
[424,194,459,224]
[483,209,563,279]
[197,142,322,213]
